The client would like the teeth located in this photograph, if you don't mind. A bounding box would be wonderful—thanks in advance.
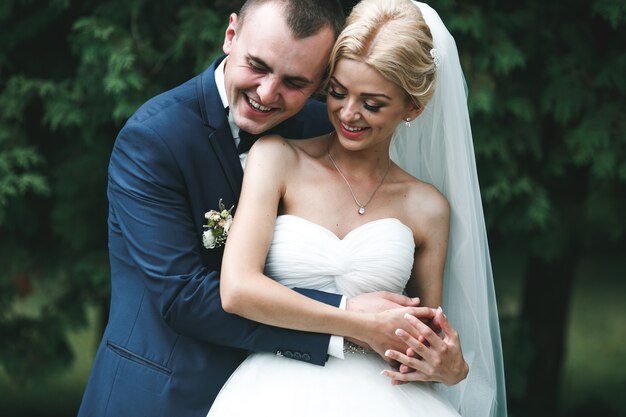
[342,122,365,132]
[247,97,272,112]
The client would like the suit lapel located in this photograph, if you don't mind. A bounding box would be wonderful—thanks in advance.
[196,59,244,199]
[208,122,243,198]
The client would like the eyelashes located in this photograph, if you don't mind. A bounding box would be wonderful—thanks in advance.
[328,88,383,113]
[328,89,345,99]
[364,103,382,112]
[247,60,307,90]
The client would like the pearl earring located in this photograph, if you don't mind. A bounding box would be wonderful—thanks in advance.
[404,118,411,127]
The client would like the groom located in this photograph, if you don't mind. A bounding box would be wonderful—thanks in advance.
[78,1,465,416]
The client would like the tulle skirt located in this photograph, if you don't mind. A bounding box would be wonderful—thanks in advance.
[207,351,460,416]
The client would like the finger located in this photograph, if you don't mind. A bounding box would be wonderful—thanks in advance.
[406,333,429,349]
[406,306,436,320]
[426,316,443,334]
[399,349,418,374]
[385,348,433,376]
[395,328,435,363]
[432,307,445,331]
[378,348,401,368]
[381,368,429,383]
[401,347,420,373]
[436,307,459,341]
[391,379,410,386]
[404,313,444,348]
[399,312,436,343]
[406,347,424,360]
[381,356,400,368]
[380,292,420,307]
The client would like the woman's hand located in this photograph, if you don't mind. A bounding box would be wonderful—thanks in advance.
[381,307,468,386]
[351,306,436,365]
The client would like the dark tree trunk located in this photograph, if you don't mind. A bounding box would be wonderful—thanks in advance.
[521,249,579,417]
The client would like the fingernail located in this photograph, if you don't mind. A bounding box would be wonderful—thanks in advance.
[385,350,393,357]
[404,313,412,320]
[395,328,406,337]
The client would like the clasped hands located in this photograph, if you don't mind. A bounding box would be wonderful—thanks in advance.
[346,292,468,386]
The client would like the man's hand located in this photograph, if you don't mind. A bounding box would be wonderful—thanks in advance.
[346,292,421,313]
[381,307,468,386]
[345,306,437,366]
[344,292,422,362]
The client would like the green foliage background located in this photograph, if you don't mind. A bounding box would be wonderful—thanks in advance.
[1,0,625,416]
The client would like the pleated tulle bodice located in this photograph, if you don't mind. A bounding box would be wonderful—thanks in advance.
[208,215,462,417]
[264,215,416,297]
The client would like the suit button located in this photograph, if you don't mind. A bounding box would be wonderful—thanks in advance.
[293,352,302,360]
[284,350,293,359]
[302,353,311,361]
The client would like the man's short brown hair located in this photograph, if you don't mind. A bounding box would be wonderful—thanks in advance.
[237,0,345,39]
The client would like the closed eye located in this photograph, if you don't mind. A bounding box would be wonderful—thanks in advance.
[284,78,309,90]
[364,102,383,112]
[328,88,346,99]
[248,60,269,73]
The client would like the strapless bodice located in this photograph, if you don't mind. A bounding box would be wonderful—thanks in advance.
[208,215,461,417]
[264,215,416,297]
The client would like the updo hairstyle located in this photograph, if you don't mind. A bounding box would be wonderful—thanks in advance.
[327,0,437,109]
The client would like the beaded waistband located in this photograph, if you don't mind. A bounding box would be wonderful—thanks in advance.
[343,341,370,355]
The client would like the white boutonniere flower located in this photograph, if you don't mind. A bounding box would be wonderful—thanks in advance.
[202,199,234,249]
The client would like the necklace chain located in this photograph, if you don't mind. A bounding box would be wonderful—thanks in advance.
[327,150,390,215]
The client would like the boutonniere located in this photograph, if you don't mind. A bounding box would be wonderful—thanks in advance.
[202,199,234,249]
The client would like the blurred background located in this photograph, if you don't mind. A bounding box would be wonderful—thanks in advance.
[1,0,624,416]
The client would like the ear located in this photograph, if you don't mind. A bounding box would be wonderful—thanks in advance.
[222,13,238,55]
[405,101,424,122]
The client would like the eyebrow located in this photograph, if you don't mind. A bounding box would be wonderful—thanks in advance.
[249,54,315,86]
[330,76,391,100]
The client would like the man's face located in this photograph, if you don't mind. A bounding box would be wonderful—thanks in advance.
[222,2,334,134]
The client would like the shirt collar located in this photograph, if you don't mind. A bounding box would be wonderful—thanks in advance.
[215,57,229,110]
[215,57,248,167]
[214,57,240,140]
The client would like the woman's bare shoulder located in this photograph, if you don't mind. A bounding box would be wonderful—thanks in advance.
[393,168,450,233]
[250,134,328,161]
[246,134,299,167]
[285,134,330,159]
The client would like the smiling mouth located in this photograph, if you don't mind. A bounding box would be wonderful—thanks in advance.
[341,122,367,132]
[246,95,273,113]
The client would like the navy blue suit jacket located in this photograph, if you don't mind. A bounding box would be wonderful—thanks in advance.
[77,56,341,417]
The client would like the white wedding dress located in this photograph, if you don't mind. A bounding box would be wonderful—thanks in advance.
[207,214,460,417]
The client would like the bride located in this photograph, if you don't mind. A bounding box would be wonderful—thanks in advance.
[209,0,506,416]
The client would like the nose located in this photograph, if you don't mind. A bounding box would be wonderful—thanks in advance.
[257,75,281,105]
[339,98,361,123]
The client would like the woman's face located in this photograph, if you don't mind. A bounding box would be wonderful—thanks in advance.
[327,58,418,151]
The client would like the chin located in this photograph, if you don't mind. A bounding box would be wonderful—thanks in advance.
[237,111,281,134]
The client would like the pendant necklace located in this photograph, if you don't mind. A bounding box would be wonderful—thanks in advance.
[327,150,390,215]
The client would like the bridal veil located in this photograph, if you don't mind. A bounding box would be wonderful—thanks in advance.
[390,3,508,416]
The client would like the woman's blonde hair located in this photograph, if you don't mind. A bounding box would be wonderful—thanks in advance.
[327,0,436,109]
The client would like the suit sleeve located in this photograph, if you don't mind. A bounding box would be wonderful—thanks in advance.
[107,120,341,365]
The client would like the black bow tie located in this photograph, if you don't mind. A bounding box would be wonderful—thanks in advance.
[237,130,260,154]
